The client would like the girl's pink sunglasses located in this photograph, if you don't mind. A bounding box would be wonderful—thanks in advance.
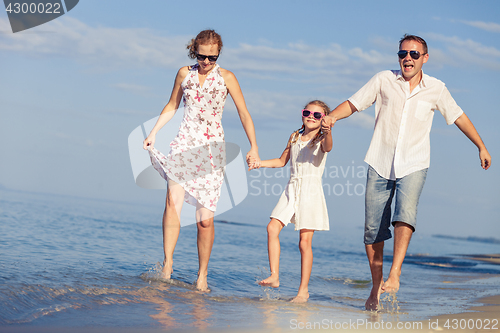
[302,109,325,120]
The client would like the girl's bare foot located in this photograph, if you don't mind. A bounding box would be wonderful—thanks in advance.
[161,260,173,279]
[258,274,280,288]
[290,292,309,303]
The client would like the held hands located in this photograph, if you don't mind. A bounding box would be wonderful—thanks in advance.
[246,148,261,171]
[321,115,337,133]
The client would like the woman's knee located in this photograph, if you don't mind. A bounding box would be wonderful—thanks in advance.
[198,218,214,229]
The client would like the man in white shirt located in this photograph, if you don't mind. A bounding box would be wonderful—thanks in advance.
[322,34,492,311]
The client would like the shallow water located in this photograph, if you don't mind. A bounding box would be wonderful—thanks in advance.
[1,188,499,329]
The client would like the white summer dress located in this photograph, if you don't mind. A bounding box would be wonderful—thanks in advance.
[149,64,227,211]
[270,134,329,231]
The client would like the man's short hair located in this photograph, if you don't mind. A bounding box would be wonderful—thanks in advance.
[399,34,428,54]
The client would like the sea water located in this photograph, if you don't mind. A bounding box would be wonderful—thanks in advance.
[1,188,499,330]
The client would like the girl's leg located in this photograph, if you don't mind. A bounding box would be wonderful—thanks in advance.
[195,204,215,291]
[162,179,185,279]
[291,229,315,303]
[259,218,284,288]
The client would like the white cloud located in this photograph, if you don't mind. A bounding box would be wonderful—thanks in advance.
[345,112,374,130]
[0,17,393,78]
[17,18,500,129]
[0,17,190,69]
[426,33,500,70]
[461,20,500,33]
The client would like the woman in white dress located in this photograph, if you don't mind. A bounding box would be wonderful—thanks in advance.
[143,30,260,291]
[251,100,334,302]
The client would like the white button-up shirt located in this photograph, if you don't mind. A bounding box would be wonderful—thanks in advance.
[349,70,464,180]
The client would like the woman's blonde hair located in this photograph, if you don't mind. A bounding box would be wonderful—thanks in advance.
[187,30,223,59]
[291,100,331,147]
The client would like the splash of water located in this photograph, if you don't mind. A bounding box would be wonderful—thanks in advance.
[381,292,401,318]
[256,267,281,301]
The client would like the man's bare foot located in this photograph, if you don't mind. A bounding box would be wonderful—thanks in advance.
[381,274,400,293]
[365,282,384,311]
[290,292,309,303]
[365,294,380,311]
[258,275,280,288]
[161,260,173,279]
[195,273,210,292]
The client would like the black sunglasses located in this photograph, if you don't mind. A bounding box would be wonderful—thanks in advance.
[196,53,219,62]
[302,109,325,120]
[397,50,426,60]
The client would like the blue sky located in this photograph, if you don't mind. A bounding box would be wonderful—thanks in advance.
[0,0,499,238]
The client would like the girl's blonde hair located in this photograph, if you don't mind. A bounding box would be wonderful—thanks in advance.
[291,100,330,147]
[187,30,223,59]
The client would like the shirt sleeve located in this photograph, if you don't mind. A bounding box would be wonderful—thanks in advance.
[348,71,384,112]
[436,85,464,125]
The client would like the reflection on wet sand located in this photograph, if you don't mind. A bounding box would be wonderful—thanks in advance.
[138,279,213,330]
[138,283,179,329]
[184,291,213,330]
[257,300,280,329]
[258,299,317,330]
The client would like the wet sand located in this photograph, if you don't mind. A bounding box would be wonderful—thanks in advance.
[1,294,498,333]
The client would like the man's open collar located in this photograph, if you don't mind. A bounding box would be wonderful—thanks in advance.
[395,69,427,87]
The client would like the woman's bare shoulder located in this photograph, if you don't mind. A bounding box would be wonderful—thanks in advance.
[179,65,191,75]
[219,67,236,80]
[174,66,191,82]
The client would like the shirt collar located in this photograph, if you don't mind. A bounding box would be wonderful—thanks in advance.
[395,69,427,88]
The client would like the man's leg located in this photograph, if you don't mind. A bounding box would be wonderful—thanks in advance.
[383,168,428,293]
[382,222,413,293]
[365,241,384,310]
[364,166,395,310]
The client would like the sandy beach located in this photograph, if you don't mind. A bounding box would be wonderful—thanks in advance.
[0,295,498,333]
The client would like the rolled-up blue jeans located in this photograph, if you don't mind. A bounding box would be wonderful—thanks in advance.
[364,165,428,245]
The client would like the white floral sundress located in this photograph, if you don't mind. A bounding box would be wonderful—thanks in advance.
[149,64,227,211]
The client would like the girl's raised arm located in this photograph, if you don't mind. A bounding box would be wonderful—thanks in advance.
[250,134,293,170]
[143,67,189,150]
[321,117,335,153]
[221,69,260,167]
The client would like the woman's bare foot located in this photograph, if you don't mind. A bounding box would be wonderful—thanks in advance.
[195,273,210,292]
[290,292,309,303]
[161,260,173,279]
[258,274,280,288]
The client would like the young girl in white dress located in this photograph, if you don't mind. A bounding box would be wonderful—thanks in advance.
[250,100,335,303]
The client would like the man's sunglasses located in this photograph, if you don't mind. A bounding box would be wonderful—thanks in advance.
[397,50,426,60]
[196,53,219,62]
[302,109,325,120]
